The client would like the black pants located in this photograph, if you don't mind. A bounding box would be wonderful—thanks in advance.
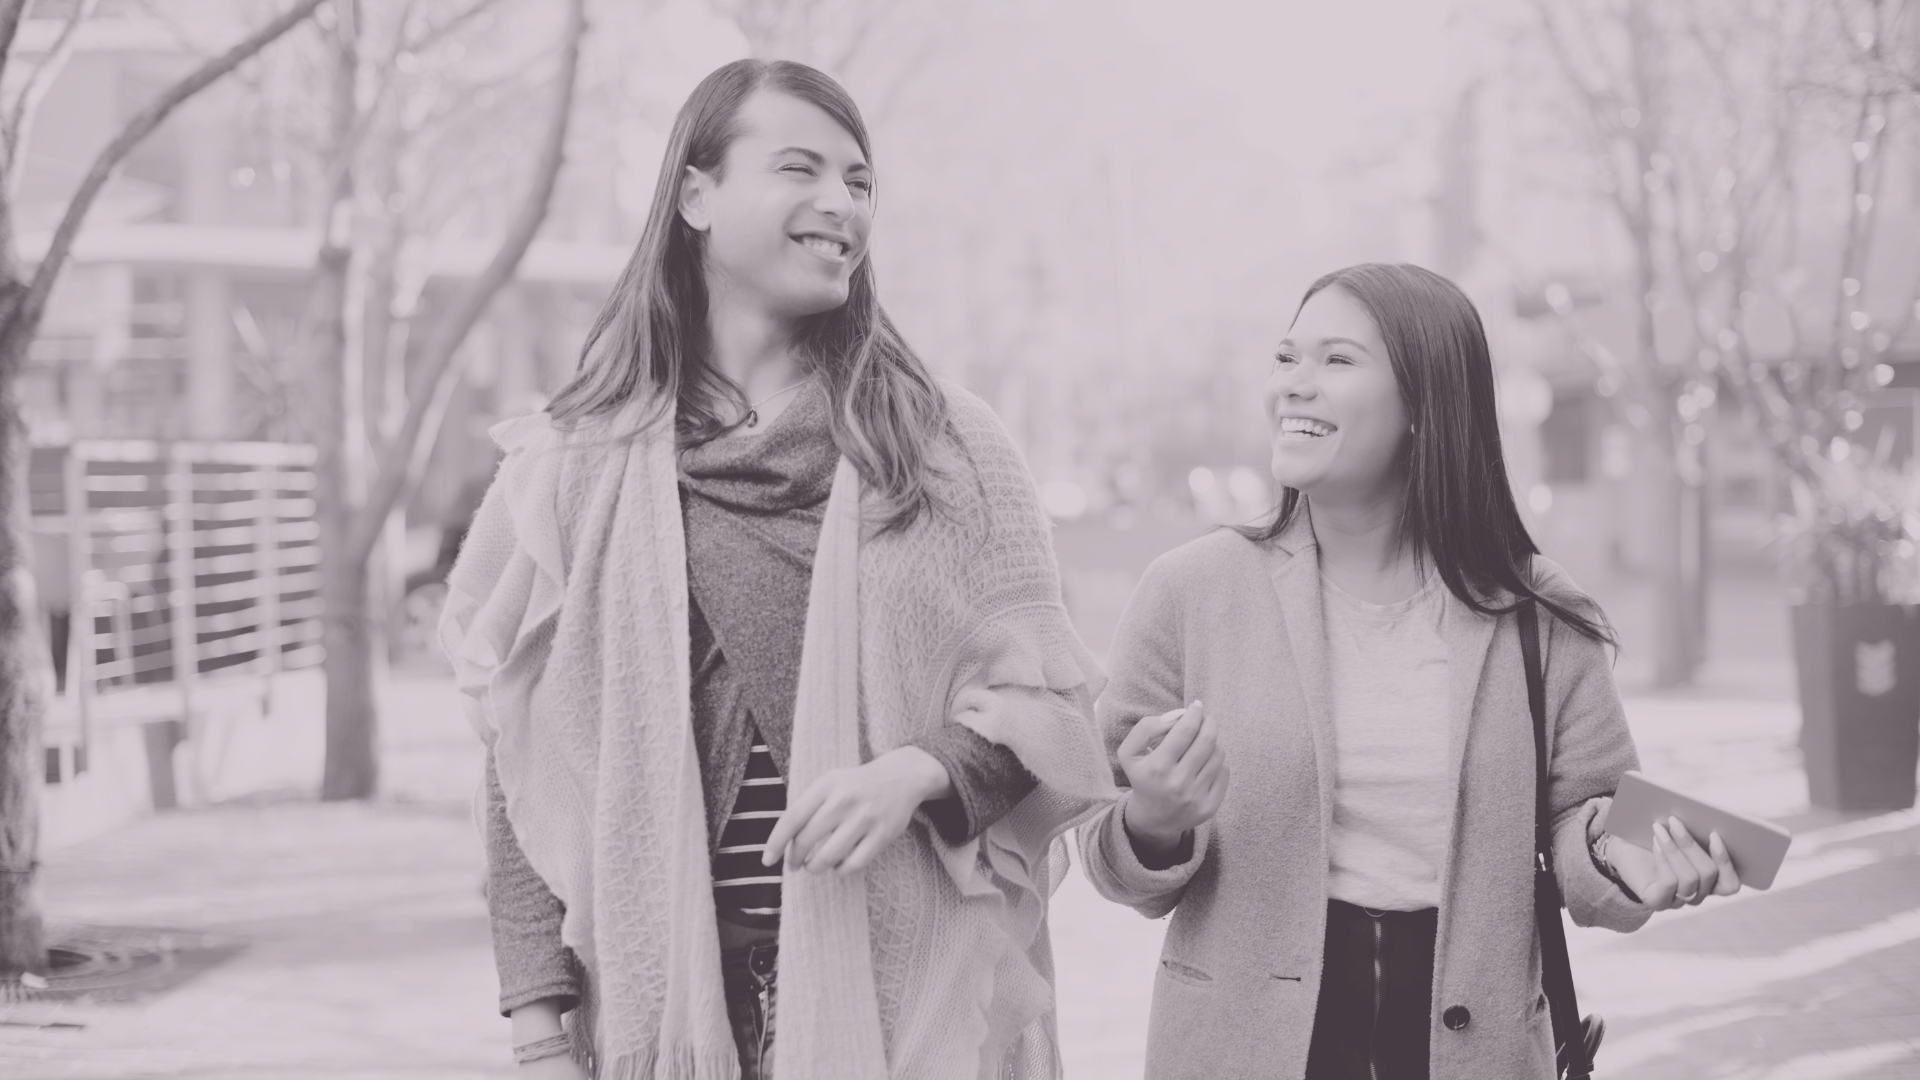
[1305,899,1438,1080]
[718,920,778,1080]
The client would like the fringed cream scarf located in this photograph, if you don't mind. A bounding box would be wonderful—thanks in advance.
[442,385,1118,1079]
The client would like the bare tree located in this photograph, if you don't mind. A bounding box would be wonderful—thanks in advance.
[1525,0,1719,685]
[1520,0,1918,682]
[709,0,949,124]
[311,0,587,800]
[715,0,894,70]
[0,0,328,978]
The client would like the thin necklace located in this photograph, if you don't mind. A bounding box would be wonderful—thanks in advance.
[743,380,806,428]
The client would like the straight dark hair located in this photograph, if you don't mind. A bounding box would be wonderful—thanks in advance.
[546,59,947,531]
[1239,263,1614,644]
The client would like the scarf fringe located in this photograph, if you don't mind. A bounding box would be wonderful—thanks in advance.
[594,1044,744,1080]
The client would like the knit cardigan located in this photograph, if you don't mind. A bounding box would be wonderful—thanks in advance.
[442,384,1118,1080]
[1076,522,1657,1080]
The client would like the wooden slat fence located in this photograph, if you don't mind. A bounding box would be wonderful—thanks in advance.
[30,441,323,776]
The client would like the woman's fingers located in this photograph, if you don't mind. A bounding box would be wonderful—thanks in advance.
[838,829,891,875]
[1152,702,1206,766]
[1653,822,1701,907]
[1189,744,1225,794]
[1708,832,1742,895]
[805,815,867,873]
[1203,761,1231,813]
[1118,709,1180,763]
[788,787,857,869]
[1169,710,1219,786]
[1665,816,1718,903]
[1118,702,1227,838]
[1644,824,1681,908]
[763,781,829,867]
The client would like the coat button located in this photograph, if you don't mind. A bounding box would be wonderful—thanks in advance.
[1443,1005,1471,1031]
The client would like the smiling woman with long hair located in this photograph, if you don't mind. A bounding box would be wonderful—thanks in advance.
[1078,264,1746,1079]
[442,59,1115,1080]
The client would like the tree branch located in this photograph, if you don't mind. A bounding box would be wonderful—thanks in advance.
[346,0,588,565]
[0,0,31,87]
[1,0,327,375]
[1823,89,1888,391]
[1532,0,1620,133]
[403,0,506,55]
[322,0,424,199]
[822,0,897,75]
[5,0,101,193]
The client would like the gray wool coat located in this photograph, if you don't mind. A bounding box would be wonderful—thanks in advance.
[1077,522,1657,1080]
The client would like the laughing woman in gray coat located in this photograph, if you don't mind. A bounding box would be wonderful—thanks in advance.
[1078,264,1749,1080]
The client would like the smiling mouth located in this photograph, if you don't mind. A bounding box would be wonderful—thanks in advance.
[794,234,850,260]
[1278,417,1336,438]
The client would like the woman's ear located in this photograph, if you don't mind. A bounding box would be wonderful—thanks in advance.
[678,165,714,232]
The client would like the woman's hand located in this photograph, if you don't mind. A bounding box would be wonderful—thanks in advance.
[763,746,953,875]
[1117,701,1229,863]
[1605,813,1743,910]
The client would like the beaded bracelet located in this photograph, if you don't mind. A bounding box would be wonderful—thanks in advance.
[1588,830,1641,903]
[513,1031,574,1065]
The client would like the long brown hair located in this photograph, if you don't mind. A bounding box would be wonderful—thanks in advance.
[546,59,947,530]
[1240,263,1614,644]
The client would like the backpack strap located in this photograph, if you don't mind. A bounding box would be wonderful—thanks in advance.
[1520,599,1594,1080]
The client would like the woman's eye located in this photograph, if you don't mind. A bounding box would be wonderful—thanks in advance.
[1274,352,1297,366]
[1327,353,1353,366]
[848,178,873,194]
[781,164,815,177]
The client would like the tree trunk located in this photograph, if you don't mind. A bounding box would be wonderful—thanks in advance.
[0,318,49,977]
[1685,435,1711,672]
[311,4,375,801]
[0,0,327,975]
[318,544,379,800]
[316,0,584,796]
[1647,420,1696,688]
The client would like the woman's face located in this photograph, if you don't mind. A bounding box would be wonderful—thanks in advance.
[1263,285,1410,506]
[679,90,874,321]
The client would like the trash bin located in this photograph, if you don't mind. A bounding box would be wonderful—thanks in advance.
[1791,603,1920,812]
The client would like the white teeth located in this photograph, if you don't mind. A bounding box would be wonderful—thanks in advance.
[1279,417,1334,437]
[799,236,846,257]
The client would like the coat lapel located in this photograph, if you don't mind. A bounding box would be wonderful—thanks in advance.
[1265,518,1339,839]
[1262,512,1501,855]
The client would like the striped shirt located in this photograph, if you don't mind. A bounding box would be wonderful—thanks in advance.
[712,728,786,928]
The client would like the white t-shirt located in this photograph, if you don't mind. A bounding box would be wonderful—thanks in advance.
[1321,573,1452,911]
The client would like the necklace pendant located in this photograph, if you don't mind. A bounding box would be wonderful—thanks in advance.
[744,409,759,428]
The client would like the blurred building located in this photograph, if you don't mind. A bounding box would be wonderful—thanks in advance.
[1407,69,1920,610]
[12,3,628,545]
[14,1,643,842]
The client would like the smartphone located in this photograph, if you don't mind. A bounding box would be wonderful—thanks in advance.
[1605,771,1793,890]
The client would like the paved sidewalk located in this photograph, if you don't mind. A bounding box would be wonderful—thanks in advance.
[1559,688,1920,1080]
[0,799,510,1079]
[2,671,1916,1078]
[1,667,511,1080]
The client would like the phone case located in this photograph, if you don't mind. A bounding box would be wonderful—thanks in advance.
[1605,771,1793,890]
